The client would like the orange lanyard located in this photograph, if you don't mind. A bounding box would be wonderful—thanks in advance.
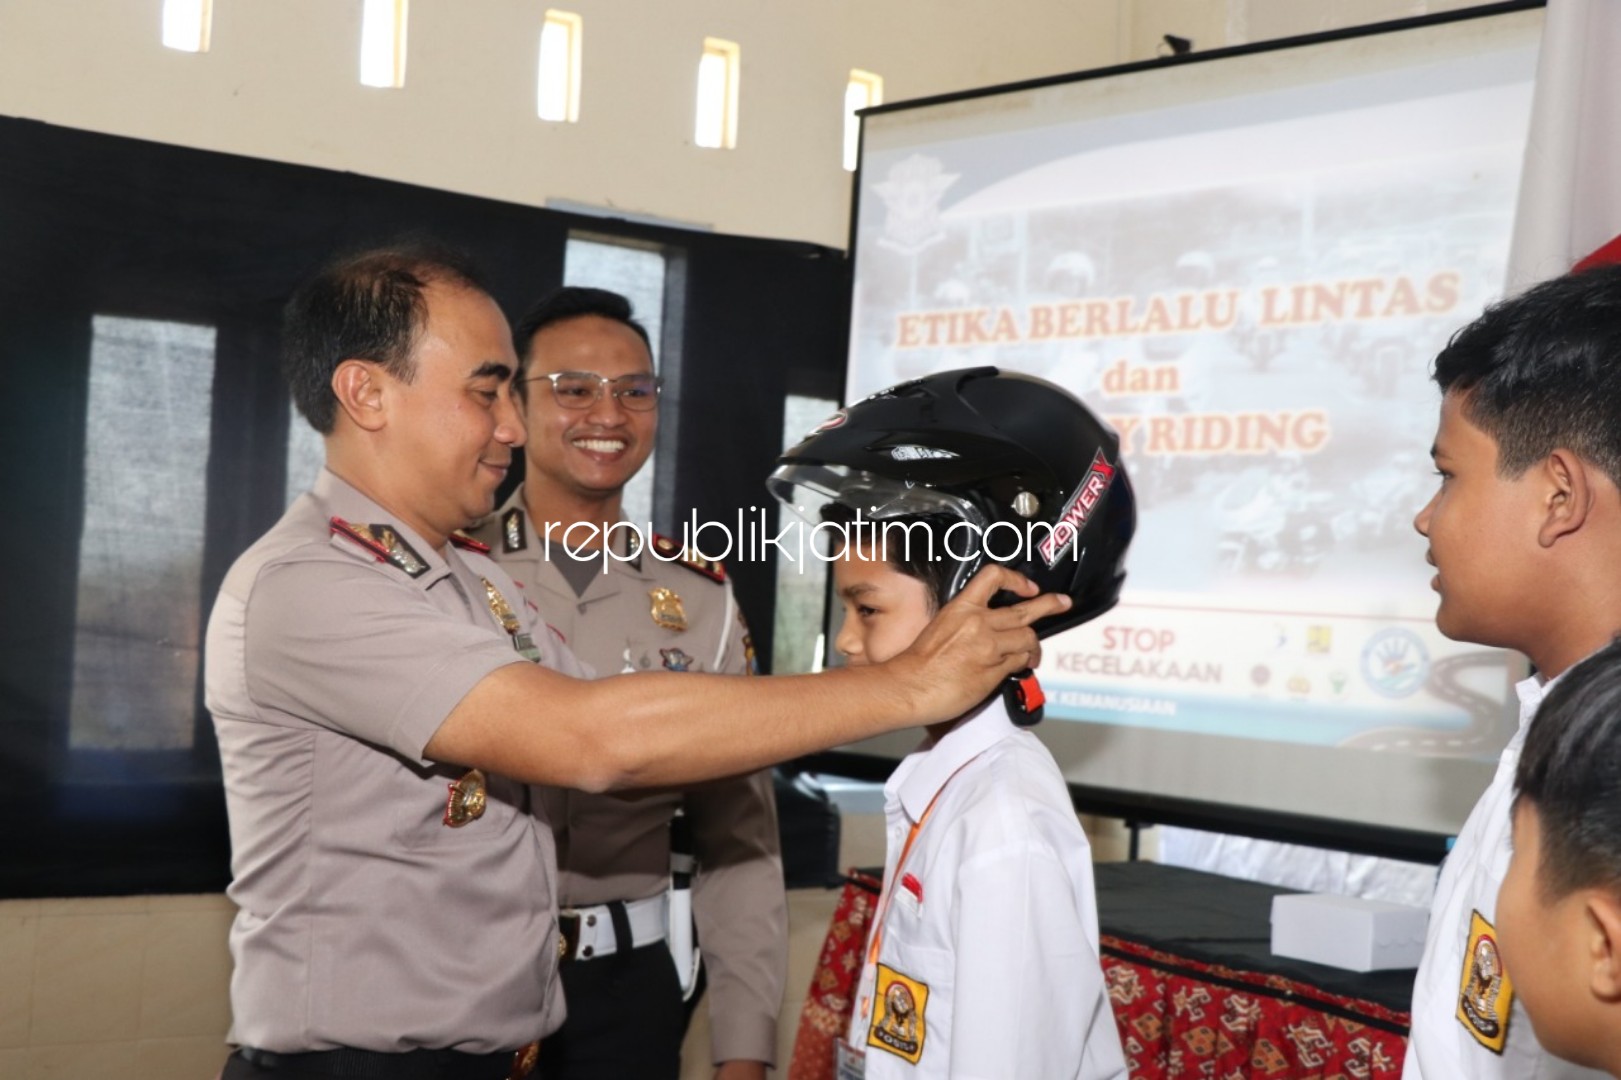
[865,757,978,968]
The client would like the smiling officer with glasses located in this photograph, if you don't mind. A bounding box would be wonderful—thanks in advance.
[472,286,788,1080]
[525,369,664,411]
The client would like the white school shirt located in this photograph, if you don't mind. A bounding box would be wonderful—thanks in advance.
[1403,673,1605,1080]
[845,698,1127,1080]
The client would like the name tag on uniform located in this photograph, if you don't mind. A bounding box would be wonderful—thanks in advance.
[835,1040,866,1080]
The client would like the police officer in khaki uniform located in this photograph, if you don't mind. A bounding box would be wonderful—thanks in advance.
[472,287,785,1080]
[208,245,1064,1080]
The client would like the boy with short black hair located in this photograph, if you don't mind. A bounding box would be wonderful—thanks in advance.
[1403,264,1621,1079]
[1497,637,1621,1079]
[770,367,1134,1079]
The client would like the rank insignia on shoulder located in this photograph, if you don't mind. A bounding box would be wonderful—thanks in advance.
[867,963,928,1064]
[330,517,429,578]
[1456,909,1513,1053]
[502,508,527,553]
[443,768,488,827]
[661,647,695,672]
[651,534,726,583]
[450,530,490,554]
[649,587,688,632]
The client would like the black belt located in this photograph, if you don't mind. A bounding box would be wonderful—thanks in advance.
[235,1042,538,1080]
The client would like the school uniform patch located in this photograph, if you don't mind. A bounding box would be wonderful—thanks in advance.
[1456,909,1513,1053]
[866,963,928,1064]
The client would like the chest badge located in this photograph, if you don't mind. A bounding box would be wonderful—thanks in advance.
[443,769,488,827]
[650,587,688,632]
[867,963,929,1064]
[661,647,695,672]
[483,578,540,662]
[1456,909,1513,1053]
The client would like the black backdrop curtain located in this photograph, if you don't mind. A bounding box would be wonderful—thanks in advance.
[0,115,848,897]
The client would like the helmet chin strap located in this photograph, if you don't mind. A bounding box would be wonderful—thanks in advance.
[948,554,1045,726]
[1001,669,1046,727]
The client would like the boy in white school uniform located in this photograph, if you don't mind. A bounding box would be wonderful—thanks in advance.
[1402,265,1621,1078]
[768,367,1135,1079]
[1496,637,1621,1079]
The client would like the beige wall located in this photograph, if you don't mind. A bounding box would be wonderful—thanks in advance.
[0,821,1140,1080]
[0,0,1121,249]
[0,1,1483,250]
[0,894,235,1078]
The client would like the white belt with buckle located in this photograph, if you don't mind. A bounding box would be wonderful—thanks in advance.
[561,893,668,961]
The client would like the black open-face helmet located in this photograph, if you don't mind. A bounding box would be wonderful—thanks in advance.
[768,366,1135,639]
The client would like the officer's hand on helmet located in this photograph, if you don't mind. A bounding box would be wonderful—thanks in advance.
[890,564,1069,723]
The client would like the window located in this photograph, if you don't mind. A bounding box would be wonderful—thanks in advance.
[694,38,740,149]
[843,70,883,171]
[772,395,838,675]
[162,0,212,53]
[285,405,325,507]
[537,10,583,123]
[562,237,669,530]
[72,317,216,751]
[360,0,408,88]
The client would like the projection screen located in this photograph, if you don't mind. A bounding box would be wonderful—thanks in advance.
[832,4,1543,854]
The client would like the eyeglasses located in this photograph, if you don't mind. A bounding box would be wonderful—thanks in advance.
[523,371,663,412]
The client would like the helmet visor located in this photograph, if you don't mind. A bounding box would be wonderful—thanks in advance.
[766,462,988,533]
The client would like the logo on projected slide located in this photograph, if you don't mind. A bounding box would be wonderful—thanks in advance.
[874,154,959,256]
[1358,627,1429,699]
[1038,451,1116,567]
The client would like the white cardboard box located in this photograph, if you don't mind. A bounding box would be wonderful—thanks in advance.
[1270,892,1429,972]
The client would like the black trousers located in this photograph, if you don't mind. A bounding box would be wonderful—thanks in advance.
[537,942,686,1080]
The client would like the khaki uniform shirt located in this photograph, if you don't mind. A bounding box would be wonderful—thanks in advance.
[472,489,787,1065]
[206,470,589,1054]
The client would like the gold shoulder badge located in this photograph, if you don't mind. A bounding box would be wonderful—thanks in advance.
[443,768,487,827]
[450,530,490,554]
[649,587,688,632]
[867,962,928,1064]
[651,533,726,583]
[1457,909,1513,1053]
[329,517,429,578]
[502,508,527,553]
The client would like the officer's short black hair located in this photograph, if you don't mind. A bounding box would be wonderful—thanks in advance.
[511,286,653,391]
[1515,636,1621,899]
[283,242,490,434]
[1435,264,1621,485]
[819,502,960,613]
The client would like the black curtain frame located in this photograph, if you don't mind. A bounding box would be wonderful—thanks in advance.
[0,115,848,898]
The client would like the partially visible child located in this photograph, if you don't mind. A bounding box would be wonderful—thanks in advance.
[769,368,1134,1079]
[1497,637,1621,1078]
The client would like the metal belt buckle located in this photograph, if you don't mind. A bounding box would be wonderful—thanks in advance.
[509,1040,540,1079]
[557,912,580,962]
